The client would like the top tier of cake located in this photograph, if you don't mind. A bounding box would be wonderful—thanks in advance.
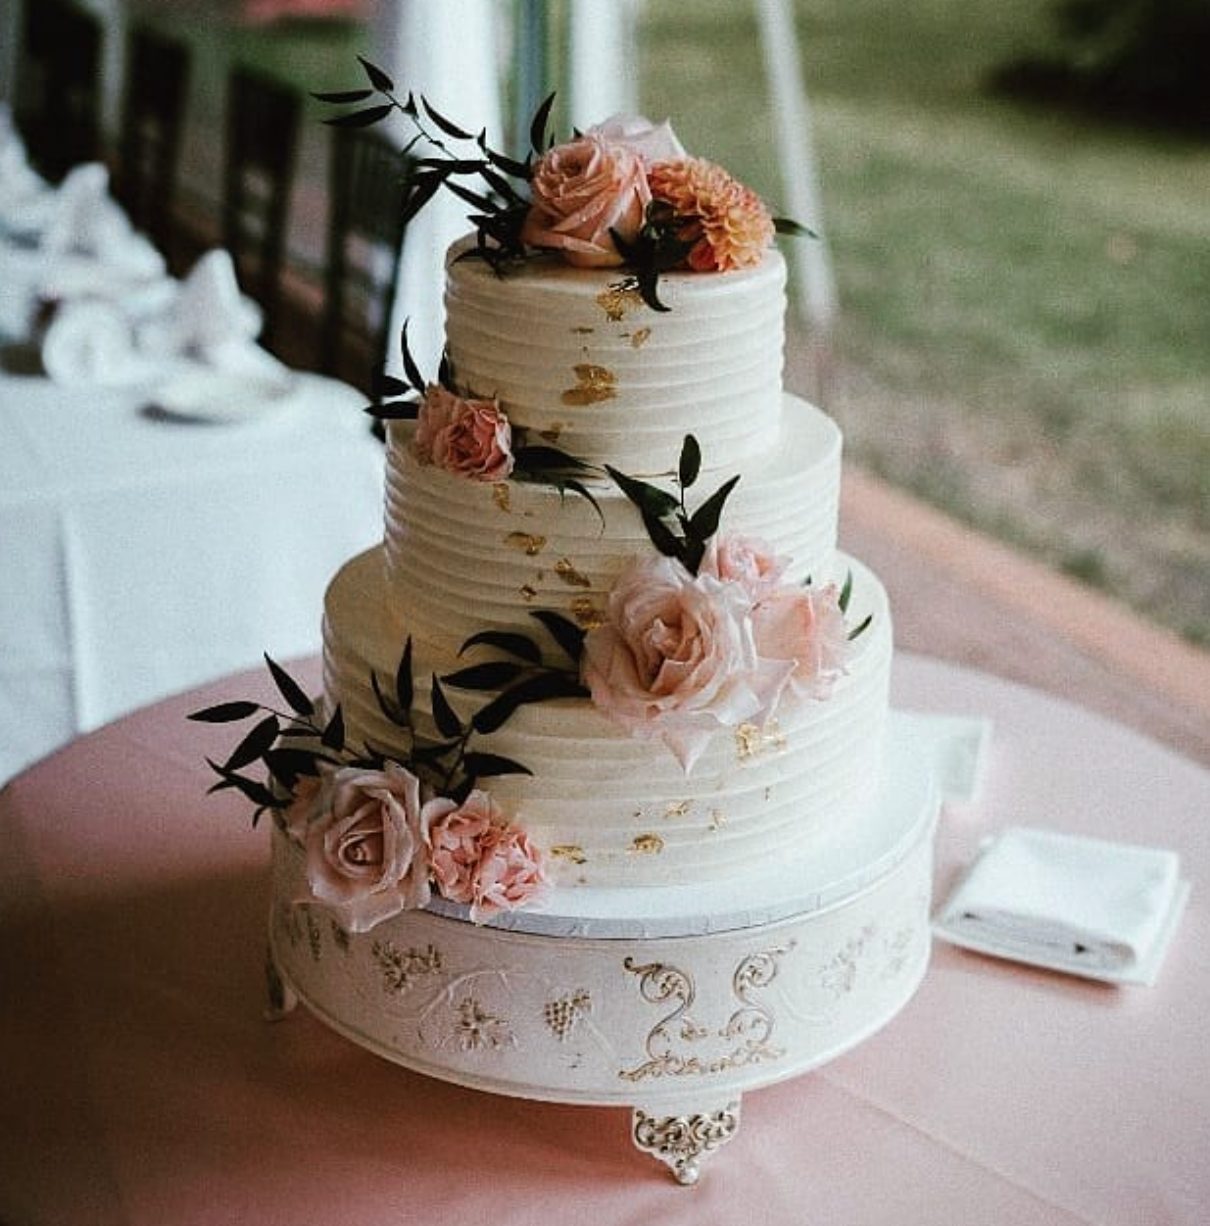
[443,238,787,477]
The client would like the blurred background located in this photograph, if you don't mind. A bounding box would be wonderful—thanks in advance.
[4,0,1208,644]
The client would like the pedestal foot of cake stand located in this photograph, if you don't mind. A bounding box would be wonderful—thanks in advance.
[631,1099,742,1184]
[263,946,298,1022]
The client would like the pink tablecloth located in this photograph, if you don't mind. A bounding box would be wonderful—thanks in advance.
[1,654,1207,1225]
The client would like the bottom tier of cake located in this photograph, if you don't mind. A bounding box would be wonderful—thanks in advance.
[266,716,939,1182]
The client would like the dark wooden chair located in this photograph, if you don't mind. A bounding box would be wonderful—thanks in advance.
[321,127,412,393]
[113,26,191,257]
[223,67,301,353]
[14,0,102,182]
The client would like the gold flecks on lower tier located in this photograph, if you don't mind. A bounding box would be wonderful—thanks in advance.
[626,326,652,349]
[504,531,546,556]
[630,833,665,855]
[735,719,788,762]
[569,597,604,628]
[520,584,537,602]
[492,483,511,513]
[554,558,592,588]
[550,844,587,865]
[664,800,692,819]
[561,363,618,406]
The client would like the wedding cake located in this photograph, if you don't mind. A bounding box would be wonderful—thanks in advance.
[199,79,938,1183]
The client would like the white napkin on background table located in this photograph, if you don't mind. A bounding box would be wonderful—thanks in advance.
[40,299,159,387]
[934,825,1189,985]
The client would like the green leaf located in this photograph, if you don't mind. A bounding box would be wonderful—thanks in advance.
[461,752,533,780]
[395,637,415,715]
[514,444,593,473]
[224,715,279,772]
[458,630,542,663]
[205,760,279,809]
[773,216,817,239]
[529,92,556,154]
[371,671,401,723]
[687,473,741,543]
[422,98,475,140]
[605,465,679,518]
[848,613,873,641]
[188,699,260,723]
[442,661,525,691]
[430,675,463,739]
[321,705,345,752]
[838,570,854,613]
[471,672,587,735]
[399,320,427,395]
[263,747,328,789]
[642,506,684,560]
[678,434,702,489]
[312,88,374,104]
[323,104,395,129]
[264,654,314,717]
[358,55,395,93]
[529,609,586,664]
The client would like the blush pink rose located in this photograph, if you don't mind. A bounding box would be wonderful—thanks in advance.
[415,384,514,482]
[588,115,685,164]
[521,131,651,268]
[304,761,432,932]
[469,824,549,923]
[751,583,850,701]
[582,554,793,772]
[701,534,788,602]
[427,790,500,906]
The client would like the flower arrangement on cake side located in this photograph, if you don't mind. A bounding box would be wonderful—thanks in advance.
[316,56,811,310]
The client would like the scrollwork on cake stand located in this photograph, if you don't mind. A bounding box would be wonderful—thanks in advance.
[631,1099,742,1185]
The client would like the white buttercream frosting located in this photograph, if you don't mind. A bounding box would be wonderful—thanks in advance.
[443,238,786,476]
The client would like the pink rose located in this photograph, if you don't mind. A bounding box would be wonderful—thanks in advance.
[701,534,788,602]
[588,114,685,164]
[582,554,793,772]
[304,761,432,932]
[427,790,500,906]
[469,824,549,923]
[415,384,514,481]
[520,132,651,268]
[751,583,850,701]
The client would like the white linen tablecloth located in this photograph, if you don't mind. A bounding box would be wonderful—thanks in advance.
[0,368,383,780]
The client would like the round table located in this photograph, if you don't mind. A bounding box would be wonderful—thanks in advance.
[1,653,1207,1225]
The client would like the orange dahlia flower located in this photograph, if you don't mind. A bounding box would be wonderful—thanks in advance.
[646,157,775,272]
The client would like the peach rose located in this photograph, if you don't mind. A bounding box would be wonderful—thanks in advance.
[582,554,793,772]
[469,824,549,923]
[304,762,432,932]
[701,534,788,602]
[751,583,850,701]
[415,384,514,481]
[427,790,500,906]
[521,131,651,267]
[588,114,685,164]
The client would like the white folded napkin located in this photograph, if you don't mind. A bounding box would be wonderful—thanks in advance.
[137,249,263,355]
[40,299,160,387]
[934,825,1188,985]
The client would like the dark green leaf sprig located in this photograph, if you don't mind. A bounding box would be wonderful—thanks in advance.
[315,57,553,271]
[606,434,739,576]
[369,321,604,521]
[190,614,588,822]
[836,570,873,642]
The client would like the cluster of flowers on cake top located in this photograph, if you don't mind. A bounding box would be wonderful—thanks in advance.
[285,763,545,931]
[583,534,850,772]
[316,58,809,310]
[520,115,775,273]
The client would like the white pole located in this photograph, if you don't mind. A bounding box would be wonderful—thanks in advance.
[371,0,505,377]
[567,0,641,127]
[756,0,837,334]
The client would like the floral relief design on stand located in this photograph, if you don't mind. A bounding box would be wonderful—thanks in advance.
[372,940,443,995]
[618,946,790,1084]
[543,989,593,1043]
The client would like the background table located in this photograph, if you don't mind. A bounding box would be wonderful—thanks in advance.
[1,652,1206,1225]
[0,366,383,781]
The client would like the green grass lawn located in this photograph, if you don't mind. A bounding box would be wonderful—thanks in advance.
[639,0,1210,642]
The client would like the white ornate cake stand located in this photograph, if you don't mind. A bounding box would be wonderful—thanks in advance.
[266,719,939,1184]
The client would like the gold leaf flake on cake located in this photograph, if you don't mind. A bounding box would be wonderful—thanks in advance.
[492,483,511,513]
[569,597,605,629]
[708,808,726,831]
[630,833,665,855]
[520,584,537,602]
[554,558,592,588]
[627,326,652,349]
[550,844,587,865]
[664,800,691,820]
[504,531,546,556]
[596,283,644,321]
[539,423,565,443]
[570,325,594,335]
[735,719,787,762]
[561,363,617,406]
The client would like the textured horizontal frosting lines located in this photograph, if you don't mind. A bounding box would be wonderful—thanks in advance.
[322,547,892,888]
[383,398,842,661]
[443,240,787,475]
